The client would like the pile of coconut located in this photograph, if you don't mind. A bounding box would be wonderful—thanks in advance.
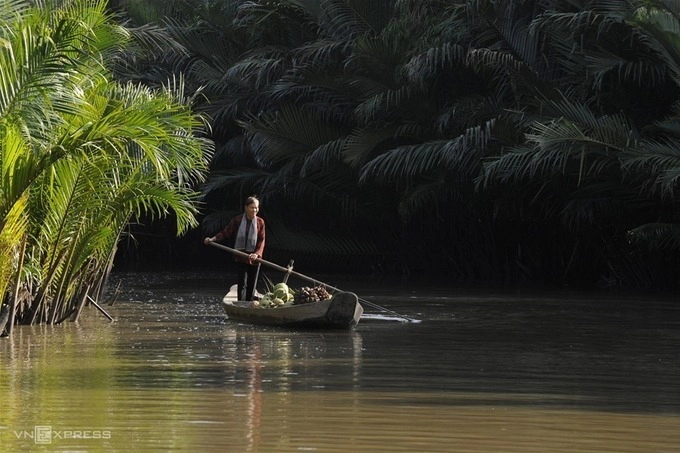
[256,282,295,308]
[254,282,333,308]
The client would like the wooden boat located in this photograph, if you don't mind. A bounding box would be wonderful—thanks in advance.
[206,242,364,328]
[222,285,363,329]
[207,243,418,326]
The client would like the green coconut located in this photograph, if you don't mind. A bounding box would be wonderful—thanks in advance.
[274,282,289,292]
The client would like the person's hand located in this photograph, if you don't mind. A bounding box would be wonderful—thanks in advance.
[249,253,258,260]
[204,237,214,244]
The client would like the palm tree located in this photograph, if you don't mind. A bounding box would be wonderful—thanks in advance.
[114,0,561,278]
[476,0,680,286]
[115,0,400,271]
[0,0,211,333]
[114,0,680,288]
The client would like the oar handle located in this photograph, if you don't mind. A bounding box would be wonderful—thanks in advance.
[206,241,339,290]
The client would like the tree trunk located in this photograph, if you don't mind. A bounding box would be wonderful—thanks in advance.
[0,303,9,337]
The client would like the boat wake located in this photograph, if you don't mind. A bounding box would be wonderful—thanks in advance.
[360,313,421,323]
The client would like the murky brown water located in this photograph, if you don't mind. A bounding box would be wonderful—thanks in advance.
[1,272,680,452]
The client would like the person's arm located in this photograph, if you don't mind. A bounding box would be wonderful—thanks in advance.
[252,217,266,258]
[204,215,240,244]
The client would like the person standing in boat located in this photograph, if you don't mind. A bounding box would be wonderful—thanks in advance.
[204,195,266,301]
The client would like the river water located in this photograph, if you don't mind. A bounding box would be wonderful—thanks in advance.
[1,271,679,452]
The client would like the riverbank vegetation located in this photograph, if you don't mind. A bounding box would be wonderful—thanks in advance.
[3,0,679,337]
[110,0,680,291]
[0,0,211,334]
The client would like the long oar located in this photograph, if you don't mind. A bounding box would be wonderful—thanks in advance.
[206,241,419,322]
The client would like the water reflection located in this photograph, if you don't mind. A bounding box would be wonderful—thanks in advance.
[246,341,262,452]
[0,272,679,452]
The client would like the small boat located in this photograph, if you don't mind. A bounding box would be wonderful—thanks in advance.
[208,242,416,326]
[207,243,364,329]
[222,285,363,329]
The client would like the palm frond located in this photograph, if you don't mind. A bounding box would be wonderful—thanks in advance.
[340,124,401,168]
[348,31,409,86]
[270,66,357,113]
[0,193,29,299]
[224,49,288,91]
[319,0,383,39]
[354,85,418,124]
[0,0,31,23]
[238,104,346,167]
[200,167,271,201]
[290,38,349,67]
[359,116,497,184]
[628,222,680,250]
[0,0,212,326]
[622,137,680,196]
[403,43,467,87]
[235,0,320,47]
[125,21,188,57]
[526,100,636,157]
[300,137,346,176]
[480,143,568,187]
[358,136,468,184]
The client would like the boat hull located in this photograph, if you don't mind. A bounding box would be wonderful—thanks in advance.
[222,290,363,329]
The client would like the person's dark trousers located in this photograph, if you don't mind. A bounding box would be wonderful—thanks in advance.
[236,262,259,301]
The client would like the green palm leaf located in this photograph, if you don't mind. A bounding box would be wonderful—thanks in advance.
[628,222,680,250]
[0,0,211,327]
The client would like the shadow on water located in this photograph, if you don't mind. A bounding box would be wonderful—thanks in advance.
[1,271,679,452]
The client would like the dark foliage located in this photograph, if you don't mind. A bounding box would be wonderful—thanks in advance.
[111,0,680,291]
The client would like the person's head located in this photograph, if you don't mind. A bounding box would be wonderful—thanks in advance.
[244,195,259,219]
